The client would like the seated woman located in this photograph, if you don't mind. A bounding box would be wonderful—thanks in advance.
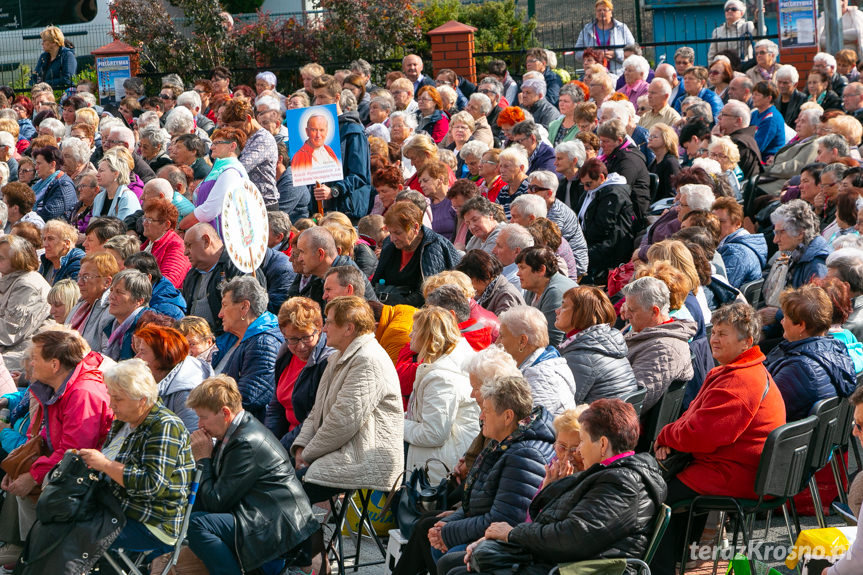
[266,297,334,451]
[516,246,577,347]
[541,407,588,490]
[455,249,524,316]
[406,306,479,483]
[133,324,213,431]
[92,148,142,221]
[47,278,80,324]
[79,359,194,560]
[212,276,283,422]
[176,316,218,366]
[555,286,637,404]
[418,161,458,242]
[652,302,786,573]
[104,269,153,361]
[38,220,84,285]
[439,398,664,575]
[497,305,576,416]
[814,276,863,373]
[765,284,856,421]
[140,197,191,290]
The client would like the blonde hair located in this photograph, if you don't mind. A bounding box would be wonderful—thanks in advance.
[402,133,438,161]
[299,63,325,78]
[646,239,700,294]
[101,148,132,185]
[422,270,475,299]
[47,279,80,322]
[320,212,359,258]
[827,115,863,147]
[187,374,243,413]
[390,78,414,96]
[411,306,461,363]
[651,123,679,157]
[449,111,476,132]
[0,119,19,138]
[708,135,740,165]
[43,219,78,246]
[75,108,99,129]
[277,296,323,331]
[553,405,589,434]
[176,316,215,344]
[104,359,159,405]
[40,26,64,48]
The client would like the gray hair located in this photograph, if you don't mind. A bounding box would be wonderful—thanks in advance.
[679,184,716,211]
[370,95,395,114]
[113,269,152,305]
[597,118,628,141]
[165,106,196,137]
[529,170,559,192]
[521,78,547,97]
[426,285,471,323]
[479,376,534,419]
[814,52,837,70]
[711,302,761,342]
[350,58,372,77]
[623,55,650,79]
[390,110,418,131]
[822,162,849,182]
[138,125,170,153]
[770,199,821,244]
[510,194,547,219]
[40,118,64,139]
[0,200,7,230]
[650,77,672,96]
[721,100,751,127]
[498,305,549,348]
[100,149,131,186]
[622,276,671,316]
[754,39,779,56]
[469,92,493,115]
[340,89,358,112]
[222,275,268,317]
[817,134,851,157]
[827,248,863,294]
[500,223,535,250]
[465,344,521,382]
[798,107,822,127]
[499,144,529,171]
[459,140,489,161]
[555,140,586,166]
[78,92,97,108]
[478,77,504,96]
[559,83,585,103]
[324,265,367,296]
[599,100,635,124]
[109,125,136,150]
[268,211,292,238]
[137,111,161,130]
[511,120,539,139]
[774,64,800,85]
[724,0,746,15]
[161,73,184,90]
[60,136,91,165]
[0,109,15,123]
[255,95,281,113]
[299,226,338,259]
[686,101,713,124]
[104,359,159,405]
[674,47,695,62]
[177,90,202,112]
[123,77,145,94]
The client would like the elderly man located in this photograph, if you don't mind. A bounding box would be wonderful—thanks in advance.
[757,107,821,195]
[403,54,434,93]
[827,248,863,339]
[105,125,156,183]
[322,265,367,303]
[509,195,580,282]
[746,40,781,85]
[177,89,215,136]
[518,78,562,129]
[464,92,495,146]
[125,177,195,239]
[492,223,534,289]
[717,99,763,179]
[622,276,696,411]
[673,66,723,120]
[186,375,318,575]
[639,77,681,130]
[727,76,753,106]
[655,63,683,108]
[527,170,589,278]
[712,196,767,288]
[182,223,266,335]
[477,76,506,143]
[523,47,562,106]
[510,120,557,174]
[554,140,587,208]
[843,82,863,123]
[811,52,848,96]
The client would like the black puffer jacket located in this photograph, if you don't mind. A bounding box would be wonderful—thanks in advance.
[439,407,555,549]
[194,412,319,571]
[559,323,638,404]
[603,143,651,229]
[508,453,666,566]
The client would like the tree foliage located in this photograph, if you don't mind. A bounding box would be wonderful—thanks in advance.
[418,0,536,54]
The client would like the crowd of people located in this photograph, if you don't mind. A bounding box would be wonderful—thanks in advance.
[1,9,863,575]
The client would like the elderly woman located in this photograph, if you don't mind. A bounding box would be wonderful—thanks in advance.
[32,145,76,222]
[405,306,479,482]
[177,316,218,365]
[67,252,118,352]
[79,359,194,559]
[462,196,505,254]
[478,149,504,203]
[133,324,213,431]
[92,148,141,221]
[750,81,786,160]
[417,86,449,144]
[540,407,589,490]
[620,54,651,106]
[390,111,418,154]
[138,125,173,173]
[178,127,248,236]
[104,269,152,361]
[446,112,477,165]
[548,84,584,146]
[266,296,335,451]
[60,136,96,188]
[39,219,83,285]
[372,164,405,216]
[441,398,663,575]
[403,133,448,192]
[373,201,461,307]
[708,0,755,62]
[708,136,744,200]
[647,122,681,201]
[556,286,638,403]
[31,26,76,87]
[516,246,577,347]
[765,284,856,421]
[456,249,524,315]
[419,160,458,241]
[708,58,733,101]
[774,65,808,128]
[141,197,190,289]
[653,302,786,572]
[459,141,489,184]
[47,278,80,324]
[0,235,50,371]
[574,0,636,74]
[746,40,781,85]
[496,106,526,144]
[219,98,278,208]
[291,296,403,573]
[808,70,842,110]
[495,145,529,218]
[497,305,576,416]
[169,133,211,182]
[12,96,35,141]
[212,276,283,422]
[16,156,35,186]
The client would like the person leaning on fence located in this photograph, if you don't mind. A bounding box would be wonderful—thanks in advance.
[707,0,756,64]
[185,375,319,575]
[31,26,76,88]
[574,0,636,75]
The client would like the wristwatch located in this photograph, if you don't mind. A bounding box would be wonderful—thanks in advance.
[331,186,340,198]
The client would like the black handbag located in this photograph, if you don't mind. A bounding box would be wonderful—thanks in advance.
[386,458,452,539]
[468,539,533,572]
[656,450,693,482]
[36,451,102,524]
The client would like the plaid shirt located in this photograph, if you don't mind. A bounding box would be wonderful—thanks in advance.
[107,402,194,540]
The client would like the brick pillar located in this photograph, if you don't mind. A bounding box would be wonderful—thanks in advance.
[429,20,478,84]
[779,45,818,89]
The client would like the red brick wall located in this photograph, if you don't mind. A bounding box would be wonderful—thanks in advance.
[429,21,477,84]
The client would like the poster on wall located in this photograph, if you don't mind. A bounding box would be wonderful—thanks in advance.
[285,103,344,187]
[778,0,817,48]
[96,55,131,104]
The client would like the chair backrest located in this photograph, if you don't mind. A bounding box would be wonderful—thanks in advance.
[754,415,817,499]
[808,397,842,472]
[834,397,854,451]
[644,380,687,445]
[158,466,204,575]
[621,387,647,416]
[649,173,659,202]
[740,278,764,309]
[642,503,671,565]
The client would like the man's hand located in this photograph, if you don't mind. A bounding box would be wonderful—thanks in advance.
[190,429,214,461]
[428,523,448,552]
[313,184,333,202]
[485,522,514,542]
[6,472,36,497]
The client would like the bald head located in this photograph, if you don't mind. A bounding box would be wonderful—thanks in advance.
[185,222,223,270]
[655,63,678,87]
[297,227,338,278]
[142,178,174,202]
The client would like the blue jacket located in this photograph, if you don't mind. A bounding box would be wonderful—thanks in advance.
[31,46,76,87]
[673,87,723,121]
[35,173,77,222]
[790,236,831,288]
[440,406,555,548]
[103,307,151,360]
[150,277,186,320]
[17,119,35,142]
[543,67,563,107]
[682,293,716,408]
[765,336,856,421]
[214,312,284,422]
[750,105,786,159]
[38,247,84,285]
[528,141,558,175]
[265,334,335,451]
[631,126,655,167]
[262,247,296,315]
[277,168,310,222]
[718,229,767,288]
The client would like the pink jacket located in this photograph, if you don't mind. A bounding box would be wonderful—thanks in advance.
[30,351,114,483]
[143,230,191,289]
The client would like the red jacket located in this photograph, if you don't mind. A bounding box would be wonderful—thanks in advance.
[30,351,114,483]
[657,346,786,499]
[142,230,191,289]
[459,318,494,351]
[469,299,499,342]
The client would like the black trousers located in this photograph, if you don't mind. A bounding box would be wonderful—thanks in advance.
[650,478,706,573]
[436,550,550,575]
[391,510,445,575]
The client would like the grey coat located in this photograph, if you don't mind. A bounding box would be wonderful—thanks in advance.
[846,296,863,342]
[68,292,112,353]
[625,319,696,411]
[0,271,51,371]
[559,323,638,404]
[476,275,525,316]
[524,273,578,346]
[158,356,213,431]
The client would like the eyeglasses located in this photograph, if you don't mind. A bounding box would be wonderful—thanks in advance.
[696,149,710,156]
[105,139,125,146]
[483,160,498,165]
[648,134,662,140]
[194,89,207,94]
[159,93,175,100]
[725,6,741,11]
[527,184,551,193]
[708,151,728,160]
[142,217,164,224]
[553,442,580,459]
[417,97,435,103]
[511,136,530,146]
[854,422,863,433]
[755,50,770,55]
[18,168,35,174]
[212,140,233,145]
[286,329,319,346]
[78,274,105,283]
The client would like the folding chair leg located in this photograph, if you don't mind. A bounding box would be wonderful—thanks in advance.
[788,497,802,536]
[781,503,796,546]
[102,552,131,575]
[831,454,849,506]
[763,509,772,541]
[809,477,827,529]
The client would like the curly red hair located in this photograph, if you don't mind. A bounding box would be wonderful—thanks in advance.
[569,79,590,101]
[134,325,189,372]
[497,106,526,128]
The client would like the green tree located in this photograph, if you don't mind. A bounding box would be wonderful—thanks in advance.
[418,0,536,54]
